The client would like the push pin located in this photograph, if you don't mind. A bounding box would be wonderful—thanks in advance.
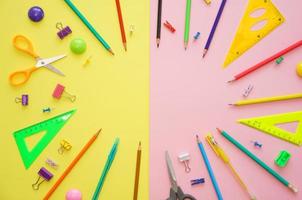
[190,178,205,186]
[178,153,191,173]
[45,158,59,169]
[56,22,72,40]
[15,94,29,106]
[276,56,284,64]
[52,84,76,102]
[251,141,262,148]
[243,84,253,97]
[58,140,72,154]
[83,55,92,67]
[42,107,53,113]
[163,21,176,33]
[32,167,53,190]
[129,24,135,36]
[193,32,200,41]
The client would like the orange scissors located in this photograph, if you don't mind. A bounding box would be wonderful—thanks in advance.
[9,35,66,86]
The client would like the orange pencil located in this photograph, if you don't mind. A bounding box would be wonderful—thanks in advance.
[43,129,101,200]
[115,0,127,51]
[133,142,142,200]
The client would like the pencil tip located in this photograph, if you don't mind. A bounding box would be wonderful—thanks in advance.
[216,128,222,133]
[109,49,115,55]
[202,49,207,58]
[228,103,234,106]
[96,128,102,136]
[123,43,127,51]
[227,79,235,83]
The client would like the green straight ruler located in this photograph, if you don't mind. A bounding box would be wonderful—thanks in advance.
[13,109,76,169]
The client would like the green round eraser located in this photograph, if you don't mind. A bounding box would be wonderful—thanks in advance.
[70,38,87,54]
[296,62,302,77]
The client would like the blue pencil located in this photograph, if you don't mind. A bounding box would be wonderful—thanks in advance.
[196,135,223,200]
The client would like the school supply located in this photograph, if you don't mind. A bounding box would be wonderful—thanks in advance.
[251,141,262,148]
[165,151,197,200]
[63,0,114,55]
[70,38,87,54]
[43,129,101,200]
[52,83,76,102]
[28,6,44,22]
[196,135,223,200]
[202,0,226,57]
[15,94,29,106]
[32,167,53,190]
[184,0,191,49]
[9,35,65,86]
[230,93,302,106]
[83,55,92,67]
[115,0,127,51]
[66,189,82,200]
[190,178,205,186]
[133,142,142,200]
[58,139,72,154]
[217,128,298,192]
[275,56,284,64]
[275,150,291,167]
[206,134,256,200]
[223,0,284,67]
[239,111,302,145]
[156,0,162,47]
[42,107,52,113]
[92,138,120,200]
[228,40,302,82]
[129,24,135,36]
[178,152,191,173]
[13,109,76,169]
[164,21,176,33]
[243,85,253,97]
[193,32,200,41]
[45,158,59,169]
[56,22,72,39]
[203,0,211,5]
[297,62,302,77]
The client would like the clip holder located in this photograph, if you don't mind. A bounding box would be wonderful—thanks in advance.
[58,139,72,154]
[163,21,176,33]
[15,94,28,106]
[32,167,53,190]
[178,153,191,172]
[56,22,72,39]
[52,84,76,102]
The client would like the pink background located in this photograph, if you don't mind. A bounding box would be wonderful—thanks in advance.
[150,0,302,199]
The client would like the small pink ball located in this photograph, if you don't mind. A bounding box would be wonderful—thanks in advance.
[65,189,82,200]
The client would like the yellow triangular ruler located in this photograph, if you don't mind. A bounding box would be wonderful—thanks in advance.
[223,0,285,67]
[239,111,302,146]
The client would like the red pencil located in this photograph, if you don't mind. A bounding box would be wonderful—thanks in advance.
[228,40,302,83]
[115,0,127,51]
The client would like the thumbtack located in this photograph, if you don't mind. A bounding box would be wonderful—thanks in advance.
[276,56,284,65]
[58,140,72,154]
[193,32,200,41]
[190,178,205,186]
[42,107,54,113]
[178,153,191,173]
[32,167,53,190]
[83,55,92,67]
[15,94,28,106]
[251,141,262,148]
[243,84,253,97]
[129,24,135,36]
[163,21,176,33]
[52,83,76,102]
[56,22,72,39]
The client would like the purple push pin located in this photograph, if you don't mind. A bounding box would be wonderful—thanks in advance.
[15,94,28,106]
[32,167,53,190]
[28,6,44,22]
[56,22,72,40]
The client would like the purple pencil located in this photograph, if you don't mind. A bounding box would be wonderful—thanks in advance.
[203,0,227,58]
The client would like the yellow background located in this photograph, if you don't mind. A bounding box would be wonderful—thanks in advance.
[0,0,149,199]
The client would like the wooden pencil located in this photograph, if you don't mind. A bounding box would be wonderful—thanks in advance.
[115,0,127,51]
[156,0,162,47]
[133,142,142,200]
[184,0,192,50]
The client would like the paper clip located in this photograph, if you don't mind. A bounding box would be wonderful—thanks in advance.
[163,21,176,33]
[58,139,72,154]
[15,94,28,106]
[83,55,92,67]
[129,24,135,36]
[190,178,205,186]
[178,153,191,172]
[32,167,53,190]
[251,141,262,148]
[45,158,59,169]
[52,84,76,102]
[56,22,72,40]
[243,84,253,97]
[193,32,200,41]
[276,56,284,65]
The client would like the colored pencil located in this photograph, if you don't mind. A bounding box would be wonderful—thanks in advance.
[230,93,302,106]
[217,128,298,193]
[228,40,302,82]
[184,0,192,50]
[115,0,127,51]
[43,129,101,200]
[133,142,142,200]
[92,138,120,200]
[196,135,223,200]
[156,0,162,48]
[63,0,114,55]
[203,0,227,57]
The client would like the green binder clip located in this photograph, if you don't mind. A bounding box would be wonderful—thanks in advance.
[275,150,291,167]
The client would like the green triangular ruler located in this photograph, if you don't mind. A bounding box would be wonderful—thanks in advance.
[239,111,302,146]
[13,109,76,169]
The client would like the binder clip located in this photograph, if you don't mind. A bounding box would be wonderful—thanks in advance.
[52,83,76,102]
[129,24,135,36]
[56,22,72,40]
[193,32,200,41]
[45,158,59,169]
[32,167,53,190]
[58,140,72,154]
[163,21,176,33]
[190,178,205,186]
[178,153,191,172]
[243,84,253,97]
[15,94,28,106]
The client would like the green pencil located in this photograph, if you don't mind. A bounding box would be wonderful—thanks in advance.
[217,128,298,193]
[184,0,191,49]
[64,0,114,55]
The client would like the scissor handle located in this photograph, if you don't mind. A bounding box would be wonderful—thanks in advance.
[13,35,38,58]
[9,67,37,86]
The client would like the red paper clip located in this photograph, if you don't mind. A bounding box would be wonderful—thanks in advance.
[163,21,176,33]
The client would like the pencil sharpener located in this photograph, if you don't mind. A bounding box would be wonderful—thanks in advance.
[178,152,191,173]
[275,150,291,167]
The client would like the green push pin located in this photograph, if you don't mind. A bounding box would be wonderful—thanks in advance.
[70,38,87,54]
[275,150,291,167]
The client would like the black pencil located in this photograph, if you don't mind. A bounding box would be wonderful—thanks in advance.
[156,0,162,48]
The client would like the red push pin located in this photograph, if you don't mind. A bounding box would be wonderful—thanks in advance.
[52,83,76,102]
[163,21,176,33]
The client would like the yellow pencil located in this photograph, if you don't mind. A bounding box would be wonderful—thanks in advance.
[206,134,256,200]
[230,93,302,106]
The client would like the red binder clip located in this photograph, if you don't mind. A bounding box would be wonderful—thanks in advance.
[163,21,176,33]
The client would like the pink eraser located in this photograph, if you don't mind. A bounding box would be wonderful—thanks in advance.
[52,84,65,99]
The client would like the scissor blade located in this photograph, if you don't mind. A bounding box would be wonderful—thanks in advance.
[165,151,178,192]
[44,64,65,76]
[36,54,66,67]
